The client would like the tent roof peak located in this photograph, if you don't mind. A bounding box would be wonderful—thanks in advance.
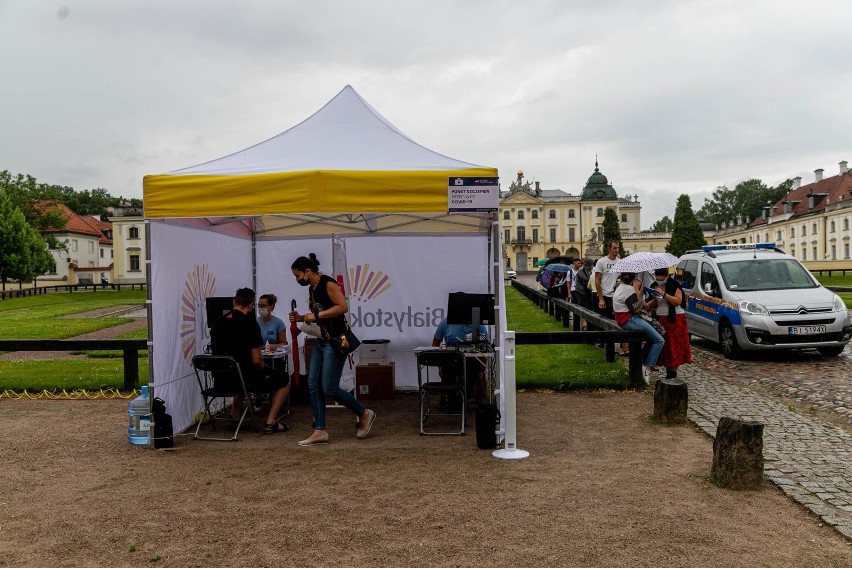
[166,85,485,176]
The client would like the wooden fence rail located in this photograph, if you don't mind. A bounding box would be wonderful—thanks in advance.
[510,280,646,389]
[0,339,148,391]
[0,282,146,301]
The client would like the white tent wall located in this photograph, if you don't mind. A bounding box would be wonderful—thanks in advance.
[150,222,492,435]
[149,221,253,433]
[341,234,490,387]
[254,237,333,392]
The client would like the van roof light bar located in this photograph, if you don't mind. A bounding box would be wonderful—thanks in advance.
[701,242,776,252]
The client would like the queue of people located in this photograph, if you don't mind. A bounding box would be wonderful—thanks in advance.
[536,241,691,383]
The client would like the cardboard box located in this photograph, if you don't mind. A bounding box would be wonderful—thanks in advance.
[359,341,390,365]
[355,363,395,400]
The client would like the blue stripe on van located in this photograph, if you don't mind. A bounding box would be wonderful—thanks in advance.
[685,291,742,325]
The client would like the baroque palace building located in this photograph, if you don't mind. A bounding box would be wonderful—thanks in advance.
[500,158,852,272]
[500,160,668,271]
[712,161,852,268]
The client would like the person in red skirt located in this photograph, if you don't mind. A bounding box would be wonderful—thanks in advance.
[651,267,692,379]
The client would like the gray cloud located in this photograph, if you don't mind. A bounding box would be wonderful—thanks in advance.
[1,0,850,225]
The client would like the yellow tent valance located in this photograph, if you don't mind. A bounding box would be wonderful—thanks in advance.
[143,168,498,219]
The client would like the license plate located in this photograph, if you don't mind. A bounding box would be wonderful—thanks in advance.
[788,325,827,335]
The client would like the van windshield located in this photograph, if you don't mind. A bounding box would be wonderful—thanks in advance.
[718,259,818,292]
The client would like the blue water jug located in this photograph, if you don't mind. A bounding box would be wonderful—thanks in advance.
[128,385,151,445]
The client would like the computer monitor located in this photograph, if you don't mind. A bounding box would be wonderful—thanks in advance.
[205,296,234,328]
[446,292,495,342]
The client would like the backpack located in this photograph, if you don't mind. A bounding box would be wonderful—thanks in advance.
[151,397,174,449]
[475,403,501,449]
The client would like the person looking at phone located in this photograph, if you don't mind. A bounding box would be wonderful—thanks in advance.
[650,268,691,379]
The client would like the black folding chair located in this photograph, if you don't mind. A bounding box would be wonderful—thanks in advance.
[417,350,467,435]
[192,354,256,441]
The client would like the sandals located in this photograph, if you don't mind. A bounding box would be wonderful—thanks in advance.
[264,421,291,434]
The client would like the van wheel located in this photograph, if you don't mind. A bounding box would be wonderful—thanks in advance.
[720,321,741,360]
[817,346,845,357]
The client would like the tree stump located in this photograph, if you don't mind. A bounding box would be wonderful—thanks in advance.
[653,378,688,423]
[711,417,764,490]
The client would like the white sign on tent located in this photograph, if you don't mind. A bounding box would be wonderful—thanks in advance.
[447,176,499,213]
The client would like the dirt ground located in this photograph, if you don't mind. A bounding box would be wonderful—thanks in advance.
[1,390,850,568]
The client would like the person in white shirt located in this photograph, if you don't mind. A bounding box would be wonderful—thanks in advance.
[593,240,621,318]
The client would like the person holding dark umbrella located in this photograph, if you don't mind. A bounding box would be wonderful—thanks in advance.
[289,253,376,446]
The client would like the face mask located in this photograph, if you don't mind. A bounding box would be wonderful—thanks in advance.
[297,278,311,287]
[257,308,270,318]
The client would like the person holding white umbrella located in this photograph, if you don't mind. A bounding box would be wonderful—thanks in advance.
[612,272,665,383]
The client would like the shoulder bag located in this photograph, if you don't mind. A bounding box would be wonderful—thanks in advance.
[310,283,362,357]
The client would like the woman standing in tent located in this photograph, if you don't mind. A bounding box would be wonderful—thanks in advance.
[288,253,376,446]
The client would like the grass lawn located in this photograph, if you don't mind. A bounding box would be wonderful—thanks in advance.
[0,290,148,392]
[815,273,852,287]
[503,285,628,390]
[0,289,145,339]
[0,359,149,392]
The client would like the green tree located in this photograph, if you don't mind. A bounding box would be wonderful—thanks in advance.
[667,195,706,257]
[695,178,793,226]
[0,190,53,290]
[0,170,68,232]
[649,215,673,233]
[600,207,625,257]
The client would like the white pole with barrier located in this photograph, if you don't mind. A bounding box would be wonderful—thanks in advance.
[493,330,529,460]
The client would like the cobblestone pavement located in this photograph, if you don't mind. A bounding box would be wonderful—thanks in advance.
[682,345,852,540]
[689,338,852,429]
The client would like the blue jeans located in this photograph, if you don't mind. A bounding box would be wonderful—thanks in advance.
[308,339,365,430]
[622,315,665,367]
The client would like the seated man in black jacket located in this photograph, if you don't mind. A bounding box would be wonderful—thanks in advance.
[210,287,290,434]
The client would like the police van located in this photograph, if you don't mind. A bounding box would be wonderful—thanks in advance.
[674,243,852,359]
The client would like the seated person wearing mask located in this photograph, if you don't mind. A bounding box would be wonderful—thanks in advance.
[210,287,290,434]
[256,293,288,350]
[432,318,490,404]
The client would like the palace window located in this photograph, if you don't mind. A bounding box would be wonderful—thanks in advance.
[129,227,140,239]
[517,211,524,220]
[531,210,539,219]
[503,211,510,220]
[548,210,556,219]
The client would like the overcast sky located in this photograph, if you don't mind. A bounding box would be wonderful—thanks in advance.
[2,0,851,227]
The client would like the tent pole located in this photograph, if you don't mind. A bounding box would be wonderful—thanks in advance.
[144,219,154,449]
[251,218,257,293]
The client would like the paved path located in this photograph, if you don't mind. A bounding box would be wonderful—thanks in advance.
[683,360,852,540]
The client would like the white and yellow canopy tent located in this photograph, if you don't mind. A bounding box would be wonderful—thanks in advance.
[142,86,523,456]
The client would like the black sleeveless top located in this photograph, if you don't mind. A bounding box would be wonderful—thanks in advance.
[309,274,347,337]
